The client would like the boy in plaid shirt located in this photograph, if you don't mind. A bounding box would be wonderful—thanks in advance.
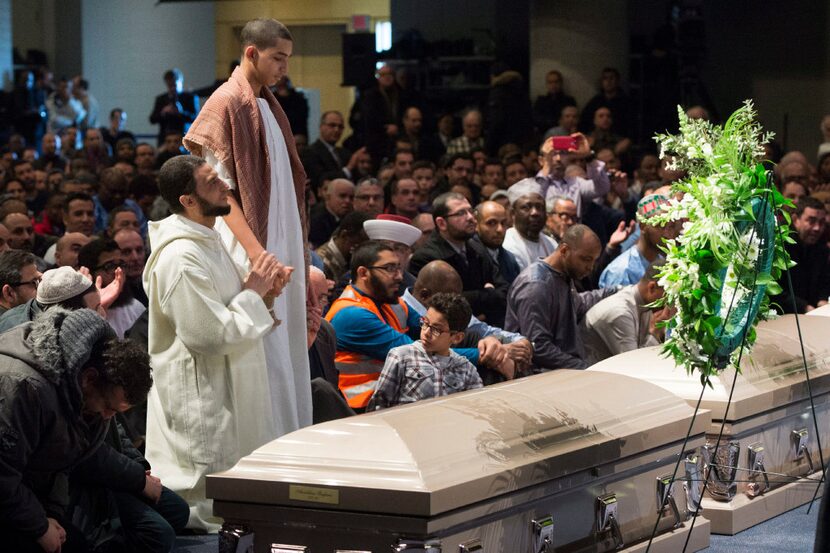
[368,293,483,410]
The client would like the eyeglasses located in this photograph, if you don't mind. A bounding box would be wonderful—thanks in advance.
[367,264,403,276]
[445,208,474,219]
[554,212,580,222]
[95,260,126,273]
[11,277,40,289]
[419,317,450,338]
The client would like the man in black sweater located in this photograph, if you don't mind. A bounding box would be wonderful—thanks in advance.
[776,196,830,313]
[409,192,509,327]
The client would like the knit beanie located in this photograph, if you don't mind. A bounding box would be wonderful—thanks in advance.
[29,307,116,385]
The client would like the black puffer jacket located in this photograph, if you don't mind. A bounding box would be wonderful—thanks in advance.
[0,320,145,539]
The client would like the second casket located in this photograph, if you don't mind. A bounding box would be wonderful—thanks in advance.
[589,314,830,535]
[208,369,711,553]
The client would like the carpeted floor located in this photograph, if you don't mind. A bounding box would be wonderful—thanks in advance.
[173,501,821,552]
[707,502,819,552]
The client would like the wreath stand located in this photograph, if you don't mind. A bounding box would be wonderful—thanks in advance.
[643,189,826,552]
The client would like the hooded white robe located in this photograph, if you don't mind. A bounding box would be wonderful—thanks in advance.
[143,214,276,532]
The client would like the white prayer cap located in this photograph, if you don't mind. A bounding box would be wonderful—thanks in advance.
[37,267,94,305]
[490,189,509,202]
[506,178,544,205]
[364,214,422,247]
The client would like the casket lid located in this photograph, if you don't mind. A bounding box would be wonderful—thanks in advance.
[208,369,708,517]
[589,315,830,421]
[807,304,830,318]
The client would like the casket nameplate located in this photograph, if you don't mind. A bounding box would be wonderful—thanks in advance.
[288,484,340,505]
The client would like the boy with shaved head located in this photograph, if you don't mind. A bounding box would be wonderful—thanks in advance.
[184,17,312,435]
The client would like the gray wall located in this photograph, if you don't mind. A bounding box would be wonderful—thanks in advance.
[81,0,215,138]
[6,0,830,155]
[701,0,830,157]
[531,0,830,157]
[529,1,629,112]
[391,0,496,44]
[12,0,80,78]
[390,0,529,82]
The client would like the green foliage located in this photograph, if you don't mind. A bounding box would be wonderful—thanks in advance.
[651,101,793,380]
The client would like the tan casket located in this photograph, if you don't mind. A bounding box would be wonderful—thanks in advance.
[209,370,711,552]
[589,314,830,535]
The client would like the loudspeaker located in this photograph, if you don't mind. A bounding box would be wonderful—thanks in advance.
[342,33,376,88]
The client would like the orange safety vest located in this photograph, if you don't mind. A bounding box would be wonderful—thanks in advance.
[325,285,409,408]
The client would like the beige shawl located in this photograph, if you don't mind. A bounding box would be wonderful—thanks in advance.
[184,67,308,251]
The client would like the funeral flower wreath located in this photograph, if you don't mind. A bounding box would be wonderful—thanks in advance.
[651,100,793,384]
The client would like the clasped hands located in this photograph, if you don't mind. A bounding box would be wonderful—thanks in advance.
[477,337,534,381]
[244,251,294,302]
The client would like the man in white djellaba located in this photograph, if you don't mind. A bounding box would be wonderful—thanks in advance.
[183,17,313,437]
[144,155,283,530]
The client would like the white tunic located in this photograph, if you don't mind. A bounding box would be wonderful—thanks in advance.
[143,214,276,531]
[207,97,313,436]
[502,227,558,271]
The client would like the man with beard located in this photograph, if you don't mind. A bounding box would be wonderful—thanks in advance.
[506,224,617,370]
[0,251,42,317]
[774,197,830,313]
[326,241,505,410]
[472,200,521,284]
[502,180,558,271]
[431,152,475,202]
[93,167,147,236]
[78,238,144,339]
[35,132,67,172]
[410,192,509,326]
[0,307,154,553]
[144,155,282,530]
